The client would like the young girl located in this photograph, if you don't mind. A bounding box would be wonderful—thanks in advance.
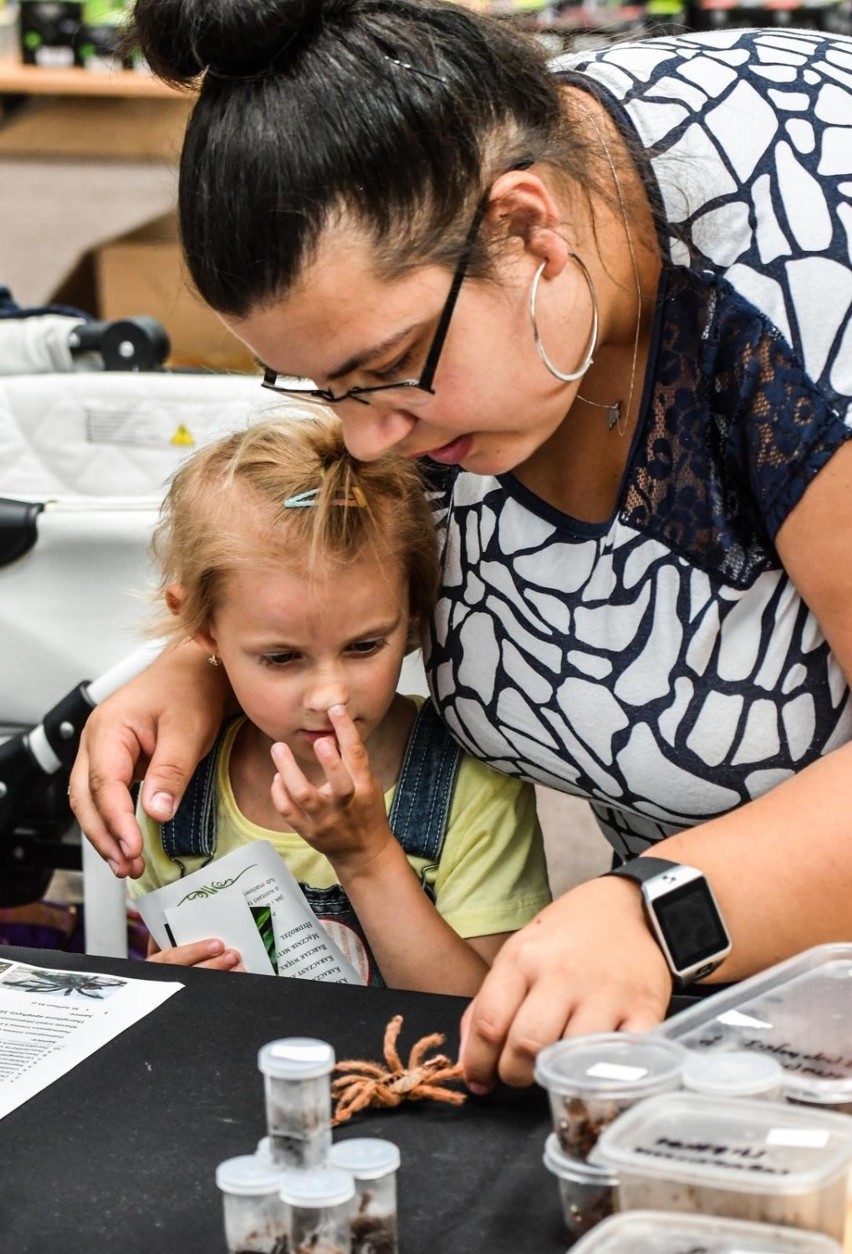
[132,412,550,993]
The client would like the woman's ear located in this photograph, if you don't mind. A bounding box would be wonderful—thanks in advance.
[487,169,571,279]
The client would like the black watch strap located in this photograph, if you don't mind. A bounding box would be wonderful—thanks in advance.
[607,857,681,885]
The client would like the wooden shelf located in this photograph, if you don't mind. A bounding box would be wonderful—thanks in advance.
[0,60,187,99]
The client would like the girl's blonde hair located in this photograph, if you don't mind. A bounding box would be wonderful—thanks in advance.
[152,410,440,641]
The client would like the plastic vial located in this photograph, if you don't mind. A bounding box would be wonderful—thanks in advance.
[215,1153,289,1254]
[682,1050,785,1102]
[258,1038,335,1169]
[279,1165,356,1254]
[329,1137,401,1254]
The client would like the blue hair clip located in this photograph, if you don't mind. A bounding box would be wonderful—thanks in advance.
[283,488,321,509]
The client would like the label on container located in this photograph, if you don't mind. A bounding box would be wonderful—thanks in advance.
[716,1009,773,1029]
[585,1062,649,1082]
[766,1128,831,1149]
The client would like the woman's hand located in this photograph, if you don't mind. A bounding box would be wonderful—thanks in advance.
[69,641,230,879]
[147,937,245,971]
[459,875,672,1090]
[270,704,393,873]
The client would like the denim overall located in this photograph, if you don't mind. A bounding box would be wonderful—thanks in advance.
[161,701,462,986]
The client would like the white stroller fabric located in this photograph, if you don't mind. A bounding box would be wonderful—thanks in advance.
[0,371,280,735]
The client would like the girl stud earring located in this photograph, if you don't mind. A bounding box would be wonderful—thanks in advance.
[208,654,220,667]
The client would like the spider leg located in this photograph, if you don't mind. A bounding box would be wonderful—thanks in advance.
[334,1061,387,1079]
[407,1084,468,1106]
[332,1083,378,1125]
[407,1033,447,1070]
[382,1014,405,1073]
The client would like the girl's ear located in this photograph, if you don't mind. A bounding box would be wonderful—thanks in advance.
[164,583,184,617]
[405,613,425,655]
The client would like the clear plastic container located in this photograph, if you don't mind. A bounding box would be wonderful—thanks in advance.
[279,1166,355,1254]
[258,1038,335,1169]
[534,1032,686,1161]
[682,1049,785,1101]
[543,1131,617,1243]
[590,1091,852,1242]
[569,1209,844,1252]
[658,943,852,1112]
[215,1153,288,1254]
[328,1137,401,1254]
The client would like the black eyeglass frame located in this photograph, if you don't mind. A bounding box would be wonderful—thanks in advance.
[260,158,533,407]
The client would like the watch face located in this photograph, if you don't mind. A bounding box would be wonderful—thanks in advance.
[652,877,729,971]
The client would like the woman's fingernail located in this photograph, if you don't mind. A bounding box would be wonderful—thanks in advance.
[150,791,175,819]
[221,949,240,966]
[107,859,120,876]
[118,840,132,858]
[207,940,225,956]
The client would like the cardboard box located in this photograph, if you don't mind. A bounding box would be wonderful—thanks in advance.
[50,211,256,373]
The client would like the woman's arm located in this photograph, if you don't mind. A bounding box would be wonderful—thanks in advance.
[69,639,231,878]
[461,444,852,1089]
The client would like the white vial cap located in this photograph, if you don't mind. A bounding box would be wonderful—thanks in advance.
[279,1166,355,1208]
[215,1154,287,1196]
[328,1137,401,1179]
[682,1049,784,1097]
[258,1037,335,1080]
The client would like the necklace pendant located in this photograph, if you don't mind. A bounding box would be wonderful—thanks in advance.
[607,403,621,432]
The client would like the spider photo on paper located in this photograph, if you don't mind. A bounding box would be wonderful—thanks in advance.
[1,968,127,1001]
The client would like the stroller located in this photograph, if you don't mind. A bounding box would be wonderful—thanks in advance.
[0,289,278,954]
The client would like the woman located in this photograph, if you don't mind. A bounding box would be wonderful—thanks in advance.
[70,0,852,1090]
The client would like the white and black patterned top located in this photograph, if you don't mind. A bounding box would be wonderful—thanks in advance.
[425,28,852,860]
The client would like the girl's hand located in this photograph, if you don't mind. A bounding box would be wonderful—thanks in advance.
[147,938,245,971]
[69,641,230,879]
[460,875,672,1090]
[270,704,393,872]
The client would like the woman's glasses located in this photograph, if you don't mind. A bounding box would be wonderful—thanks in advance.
[261,195,487,407]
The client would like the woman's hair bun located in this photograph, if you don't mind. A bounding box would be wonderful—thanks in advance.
[129,0,356,85]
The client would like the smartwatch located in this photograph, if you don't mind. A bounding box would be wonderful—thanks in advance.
[606,857,732,989]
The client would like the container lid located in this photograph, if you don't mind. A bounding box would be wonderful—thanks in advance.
[682,1049,784,1097]
[215,1154,287,1197]
[543,1133,618,1186]
[569,1209,843,1253]
[590,1091,852,1193]
[258,1038,335,1080]
[278,1166,355,1208]
[328,1137,401,1179]
[534,1032,686,1099]
[657,943,852,1107]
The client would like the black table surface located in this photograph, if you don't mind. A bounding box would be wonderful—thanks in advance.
[0,946,697,1253]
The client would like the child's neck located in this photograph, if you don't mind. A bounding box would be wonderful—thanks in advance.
[228,694,418,833]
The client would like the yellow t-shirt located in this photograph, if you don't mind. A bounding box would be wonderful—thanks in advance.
[131,703,551,940]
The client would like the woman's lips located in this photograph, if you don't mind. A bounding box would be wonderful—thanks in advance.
[419,435,474,465]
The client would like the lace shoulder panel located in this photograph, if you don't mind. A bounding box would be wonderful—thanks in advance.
[623,268,852,590]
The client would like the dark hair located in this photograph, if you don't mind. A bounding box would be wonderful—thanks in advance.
[128,0,606,318]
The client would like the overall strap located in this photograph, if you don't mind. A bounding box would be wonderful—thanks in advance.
[160,719,234,870]
[387,701,462,863]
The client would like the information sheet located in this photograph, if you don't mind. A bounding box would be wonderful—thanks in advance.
[0,958,182,1120]
[137,840,365,985]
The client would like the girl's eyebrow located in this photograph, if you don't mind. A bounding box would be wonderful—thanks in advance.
[254,325,420,384]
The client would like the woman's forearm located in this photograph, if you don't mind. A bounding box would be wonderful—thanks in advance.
[652,741,852,981]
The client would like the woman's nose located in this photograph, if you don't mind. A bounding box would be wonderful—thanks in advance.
[340,403,415,461]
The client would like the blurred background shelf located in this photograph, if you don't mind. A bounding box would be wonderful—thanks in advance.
[0,60,182,97]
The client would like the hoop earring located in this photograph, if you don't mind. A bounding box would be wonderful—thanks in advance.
[529,255,599,383]
[207,654,220,668]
